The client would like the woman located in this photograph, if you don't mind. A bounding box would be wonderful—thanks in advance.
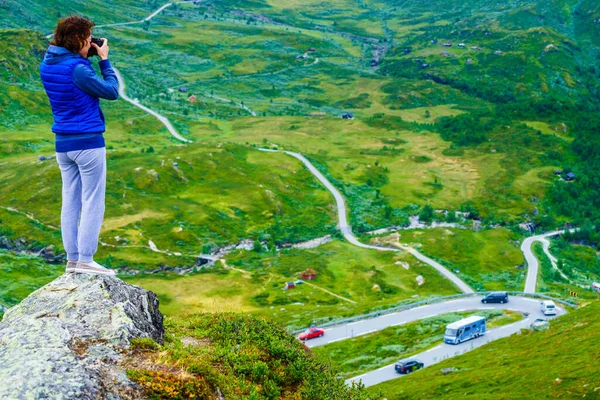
[40,15,119,276]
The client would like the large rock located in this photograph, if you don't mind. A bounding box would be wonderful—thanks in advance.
[0,273,164,399]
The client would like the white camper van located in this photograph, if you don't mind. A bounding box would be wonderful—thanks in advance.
[540,300,557,316]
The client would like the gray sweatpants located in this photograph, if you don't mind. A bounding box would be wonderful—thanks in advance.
[56,148,106,263]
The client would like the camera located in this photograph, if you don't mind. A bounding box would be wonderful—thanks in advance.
[87,37,105,58]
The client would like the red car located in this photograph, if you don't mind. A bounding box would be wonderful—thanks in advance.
[299,327,325,340]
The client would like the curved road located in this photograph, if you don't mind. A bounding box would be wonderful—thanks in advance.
[89,0,567,298]
[522,230,573,293]
[301,296,565,387]
[113,68,192,143]
[259,149,474,293]
[37,3,575,390]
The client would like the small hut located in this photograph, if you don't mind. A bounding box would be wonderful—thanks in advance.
[284,281,296,290]
[188,95,197,103]
[300,268,317,280]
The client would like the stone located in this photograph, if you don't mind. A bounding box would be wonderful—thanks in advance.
[441,367,458,375]
[0,273,164,399]
[531,320,550,331]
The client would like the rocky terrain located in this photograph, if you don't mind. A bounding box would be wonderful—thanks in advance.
[0,273,163,399]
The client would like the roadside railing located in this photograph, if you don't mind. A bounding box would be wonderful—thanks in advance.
[289,291,578,335]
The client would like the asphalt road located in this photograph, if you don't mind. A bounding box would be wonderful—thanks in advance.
[298,296,564,387]
[258,148,474,293]
[113,68,192,143]
[522,230,567,293]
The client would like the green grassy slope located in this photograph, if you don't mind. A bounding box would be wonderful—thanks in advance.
[1,0,600,321]
[126,313,373,400]
[369,300,600,399]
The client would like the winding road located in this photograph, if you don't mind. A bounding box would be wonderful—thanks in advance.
[55,2,576,388]
[522,230,571,293]
[259,149,474,293]
[330,295,566,387]
[113,68,192,143]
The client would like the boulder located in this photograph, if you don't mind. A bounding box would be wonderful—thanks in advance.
[0,273,164,399]
[531,320,551,332]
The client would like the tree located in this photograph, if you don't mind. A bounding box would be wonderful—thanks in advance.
[419,204,434,223]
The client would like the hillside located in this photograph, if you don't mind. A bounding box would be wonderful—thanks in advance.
[1,2,600,398]
[1,0,600,337]
[369,300,600,399]
[0,273,371,399]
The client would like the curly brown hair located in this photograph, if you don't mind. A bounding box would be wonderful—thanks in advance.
[51,15,95,53]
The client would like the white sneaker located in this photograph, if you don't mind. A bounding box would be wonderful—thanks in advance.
[70,261,116,276]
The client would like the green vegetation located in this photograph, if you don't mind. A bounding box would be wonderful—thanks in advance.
[0,250,62,311]
[369,301,600,399]
[125,312,373,399]
[1,0,600,376]
[370,228,525,291]
[535,241,599,301]
[312,309,522,379]
[125,240,459,331]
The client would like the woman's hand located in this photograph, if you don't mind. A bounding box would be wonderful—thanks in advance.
[91,38,109,61]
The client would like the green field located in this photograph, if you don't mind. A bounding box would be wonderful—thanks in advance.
[125,239,459,331]
[1,4,600,397]
[369,300,600,399]
[369,227,526,291]
[312,309,522,379]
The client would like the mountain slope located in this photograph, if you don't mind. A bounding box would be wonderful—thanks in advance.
[369,300,600,399]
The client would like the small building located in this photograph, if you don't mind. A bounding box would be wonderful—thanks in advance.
[307,47,316,52]
[458,43,466,47]
[188,95,197,103]
[404,47,412,54]
[370,59,379,67]
[466,58,473,64]
[295,54,307,60]
[443,43,452,47]
[441,51,449,56]
[284,282,296,290]
[554,170,563,176]
[431,39,438,44]
[421,63,430,69]
[494,50,504,55]
[179,87,188,93]
[342,112,354,120]
[565,172,576,181]
[471,46,481,50]
[300,268,317,280]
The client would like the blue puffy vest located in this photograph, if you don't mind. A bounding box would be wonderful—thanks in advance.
[40,55,105,134]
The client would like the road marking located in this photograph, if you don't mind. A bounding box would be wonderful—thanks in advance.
[355,329,376,337]
[327,337,346,344]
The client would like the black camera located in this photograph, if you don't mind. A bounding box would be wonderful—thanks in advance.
[87,37,105,58]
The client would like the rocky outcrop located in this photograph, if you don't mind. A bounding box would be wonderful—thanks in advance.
[0,273,164,399]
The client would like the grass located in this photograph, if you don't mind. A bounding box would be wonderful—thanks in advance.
[0,0,598,348]
[368,300,600,399]
[371,227,525,291]
[0,250,63,311]
[534,242,599,301]
[312,309,523,379]
[125,239,460,331]
[124,312,372,399]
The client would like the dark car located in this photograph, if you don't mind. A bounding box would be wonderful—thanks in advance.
[481,291,509,304]
[394,359,424,374]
